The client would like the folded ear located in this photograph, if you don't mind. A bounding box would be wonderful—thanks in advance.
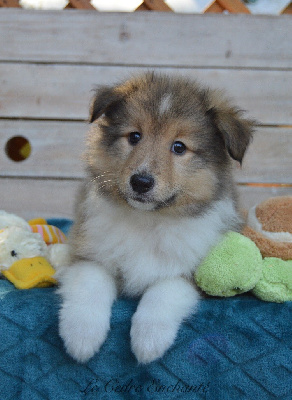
[89,86,123,123]
[206,101,255,164]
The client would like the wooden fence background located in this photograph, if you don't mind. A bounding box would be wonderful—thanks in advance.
[0,9,291,218]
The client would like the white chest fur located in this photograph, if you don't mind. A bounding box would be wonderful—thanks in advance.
[79,194,239,296]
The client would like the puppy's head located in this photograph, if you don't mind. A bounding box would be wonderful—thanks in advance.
[85,73,254,216]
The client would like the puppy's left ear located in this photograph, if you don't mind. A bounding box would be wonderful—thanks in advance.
[89,86,123,123]
[207,104,255,164]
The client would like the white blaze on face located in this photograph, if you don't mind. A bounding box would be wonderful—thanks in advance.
[159,94,172,116]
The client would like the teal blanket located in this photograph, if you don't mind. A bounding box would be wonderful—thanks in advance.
[0,219,291,399]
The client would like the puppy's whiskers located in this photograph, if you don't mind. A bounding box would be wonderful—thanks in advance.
[91,173,121,198]
[91,171,115,183]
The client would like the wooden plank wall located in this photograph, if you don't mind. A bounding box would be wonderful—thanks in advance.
[0,9,291,218]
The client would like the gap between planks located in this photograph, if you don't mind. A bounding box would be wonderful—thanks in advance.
[0,60,291,72]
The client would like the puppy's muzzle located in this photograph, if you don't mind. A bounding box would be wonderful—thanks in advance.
[130,174,155,194]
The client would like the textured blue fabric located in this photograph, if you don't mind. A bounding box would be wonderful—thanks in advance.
[0,219,291,400]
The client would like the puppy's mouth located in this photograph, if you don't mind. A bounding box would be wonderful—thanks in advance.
[127,193,177,211]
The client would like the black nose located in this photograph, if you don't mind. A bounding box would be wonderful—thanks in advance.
[130,174,155,194]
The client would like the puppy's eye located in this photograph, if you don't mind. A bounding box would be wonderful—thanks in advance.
[128,132,142,145]
[171,141,186,155]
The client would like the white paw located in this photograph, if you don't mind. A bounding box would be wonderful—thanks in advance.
[130,315,178,364]
[59,303,110,363]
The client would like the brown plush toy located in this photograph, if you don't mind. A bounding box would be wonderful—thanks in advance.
[242,196,292,260]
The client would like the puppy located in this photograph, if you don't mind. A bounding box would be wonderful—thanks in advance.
[58,72,254,364]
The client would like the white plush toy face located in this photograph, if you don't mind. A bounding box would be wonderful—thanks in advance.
[0,210,30,231]
[0,227,48,270]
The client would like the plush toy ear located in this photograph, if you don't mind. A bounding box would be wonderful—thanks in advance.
[89,86,124,123]
[207,103,255,164]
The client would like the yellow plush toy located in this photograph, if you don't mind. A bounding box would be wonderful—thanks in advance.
[2,252,57,289]
[0,211,69,289]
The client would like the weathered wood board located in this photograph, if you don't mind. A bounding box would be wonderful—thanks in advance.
[0,10,291,69]
[0,64,291,124]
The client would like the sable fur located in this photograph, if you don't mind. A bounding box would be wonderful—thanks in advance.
[58,72,254,364]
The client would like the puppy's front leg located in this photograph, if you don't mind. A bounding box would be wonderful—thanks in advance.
[58,262,117,363]
[130,277,199,364]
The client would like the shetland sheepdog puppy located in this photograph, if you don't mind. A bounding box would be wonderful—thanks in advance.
[58,72,254,364]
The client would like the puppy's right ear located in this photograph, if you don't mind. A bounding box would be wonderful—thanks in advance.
[203,89,255,164]
[89,86,123,123]
[207,106,254,164]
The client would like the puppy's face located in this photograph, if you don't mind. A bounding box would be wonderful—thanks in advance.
[86,73,254,216]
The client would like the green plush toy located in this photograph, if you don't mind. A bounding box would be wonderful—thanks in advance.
[195,232,292,303]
